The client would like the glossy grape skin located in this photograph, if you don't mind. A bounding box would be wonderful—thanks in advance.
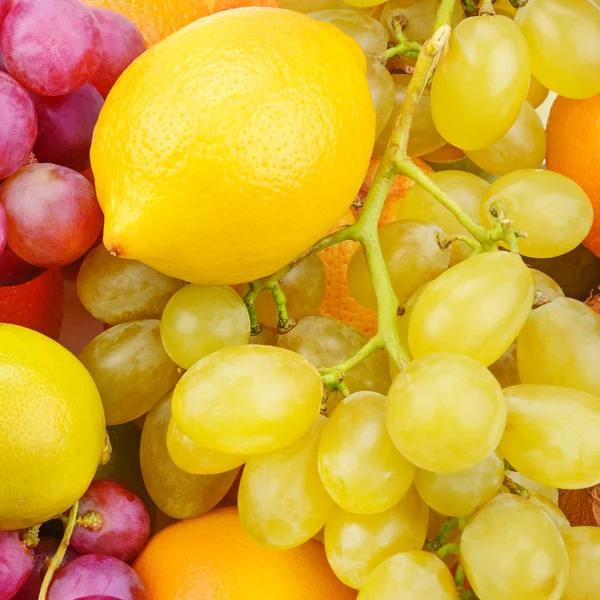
[409,251,534,366]
[530,268,565,301]
[387,353,506,473]
[166,419,247,475]
[140,394,239,520]
[366,55,394,139]
[173,345,322,455]
[461,495,569,600]
[0,0,10,28]
[318,392,415,514]
[481,170,594,259]
[89,8,146,98]
[526,76,549,109]
[238,416,334,550]
[357,551,458,600]
[0,164,103,267]
[324,487,428,589]
[161,284,250,370]
[396,170,488,265]
[31,84,103,172]
[562,527,600,600]
[414,452,504,517]
[505,470,559,505]
[47,555,145,600]
[0,73,37,180]
[488,342,520,389]
[431,16,530,151]
[0,531,34,599]
[529,493,571,530]
[348,220,450,310]
[500,384,600,489]
[77,245,185,325]
[515,0,600,99]
[1,0,102,97]
[276,315,391,399]
[517,299,600,399]
[394,284,427,365]
[79,320,181,425]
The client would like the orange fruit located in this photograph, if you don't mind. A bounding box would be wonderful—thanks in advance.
[133,507,356,599]
[546,95,600,258]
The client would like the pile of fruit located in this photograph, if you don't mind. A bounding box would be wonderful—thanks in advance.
[1,0,600,598]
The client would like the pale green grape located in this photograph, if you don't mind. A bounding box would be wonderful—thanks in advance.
[530,268,565,301]
[515,0,600,99]
[366,55,395,139]
[77,244,185,325]
[408,251,534,366]
[79,320,181,425]
[431,16,530,151]
[238,416,334,550]
[481,169,594,259]
[527,76,549,109]
[387,353,506,473]
[562,527,600,600]
[466,102,546,176]
[528,493,571,530]
[348,220,450,310]
[140,394,239,519]
[517,298,600,397]
[324,487,428,589]
[172,345,322,455]
[488,342,520,389]
[166,419,247,475]
[308,10,389,53]
[414,452,504,517]
[500,384,600,489]
[357,551,458,600]
[505,470,559,505]
[343,0,386,8]
[278,0,359,12]
[160,284,250,370]
[396,170,488,265]
[394,284,428,367]
[318,391,415,514]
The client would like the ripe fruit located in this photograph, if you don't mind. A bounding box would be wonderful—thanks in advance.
[0,246,44,287]
[562,527,600,599]
[134,507,356,599]
[0,531,34,599]
[0,324,106,529]
[91,8,375,285]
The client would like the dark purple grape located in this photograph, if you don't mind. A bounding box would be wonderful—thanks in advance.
[47,555,146,600]
[1,0,102,96]
[0,531,34,600]
[0,245,45,287]
[89,8,145,98]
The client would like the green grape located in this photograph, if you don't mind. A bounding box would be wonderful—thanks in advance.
[394,284,428,366]
[348,220,450,310]
[526,76,549,109]
[238,416,334,550]
[308,10,389,53]
[318,391,415,514]
[140,394,239,519]
[488,342,520,389]
[172,345,322,455]
[414,452,504,517]
[528,493,571,530]
[431,16,530,151]
[79,320,181,425]
[408,251,534,366]
[465,102,546,177]
[160,284,250,370]
[357,551,458,600]
[461,494,569,600]
[505,470,559,505]
[515,0,600,99]
[366,55,395,139]
[481,169,594,259]
[530,268,565,301]
[249,327,278,346]
[77,244,185,325]
[324,487,428,589]
[517,298,600,397]
[278,0,359,12]
[373,74,446,158]
[166,419,247,475]
[500,384,600,489]
[386,353,506,473]
[395,170,488,265]
[343,0,386,8]
[276,315,391,398]
[562,527,600,600]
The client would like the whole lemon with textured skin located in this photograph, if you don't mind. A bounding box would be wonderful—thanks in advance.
[91,7,375,285]
[0,325,106,530]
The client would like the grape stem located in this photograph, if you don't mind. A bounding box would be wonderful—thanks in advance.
[508,0,529,7]
[438,542,460,558]
[437,232,482,254]
[58,509,103,531]
[461,589,478,600]
[455,563,466,591]
[20,524,41,549]
[479,0,496,15]
[38,500,79,600]
[424,515,467,552]
[461,0,480,16]
[503,474,531,498]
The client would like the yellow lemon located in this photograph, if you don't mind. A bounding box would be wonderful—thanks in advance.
[0,325,106,530]
[91,7,375,285]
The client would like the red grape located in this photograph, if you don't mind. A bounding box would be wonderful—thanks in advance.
[0,0,10,29]
[89,8,146,98]
[0,163,103,267]
[1,0,102,97]
[0,530,34,600]
[0,72,37,179]
[71,481,150,562]
[0,245,44,287]
[75,597,120,600]
[0,204,6,256]
[31,84,104,172]
[48,555,146,600]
